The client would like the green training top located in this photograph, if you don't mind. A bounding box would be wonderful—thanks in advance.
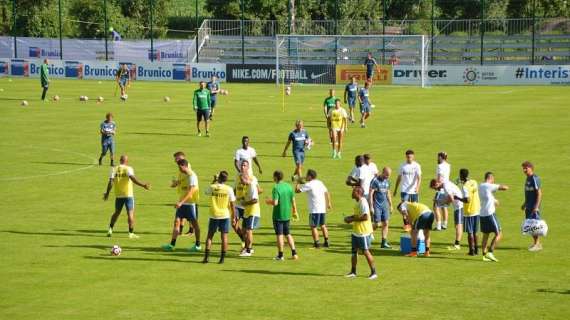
[193,88,211,110]
[40,63,49,85]
[323,96,336,113]
[272,181,294,221]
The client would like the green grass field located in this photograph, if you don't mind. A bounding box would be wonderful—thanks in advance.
[0,78,569,319]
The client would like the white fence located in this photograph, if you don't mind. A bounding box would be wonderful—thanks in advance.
[0,37,195,62]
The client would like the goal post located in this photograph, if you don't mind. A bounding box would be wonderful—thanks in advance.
[275,34,430,87]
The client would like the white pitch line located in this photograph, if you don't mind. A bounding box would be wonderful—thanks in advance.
[0,145,98,182]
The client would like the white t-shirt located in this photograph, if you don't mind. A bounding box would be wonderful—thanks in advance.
[350,165,372,196]
[436,162,450,182]
[246,177,260,216]
[443,181,465,210]
[367,162,379,176]
[398,161,422,194]
[479,182,499,217]
[234,147,257,175]
[299,179,328,214]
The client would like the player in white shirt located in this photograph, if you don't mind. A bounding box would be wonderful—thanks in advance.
[363,154,379,177]
[295,169,332,248]
[434,151,451,230]
[479,172,509,262]
[234,136,263,176]
[346,155,373,199]
[430,178,468,250]
[393,150,422,231]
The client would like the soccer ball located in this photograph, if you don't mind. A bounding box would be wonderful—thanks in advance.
[80,95,89,102]
[97,96,104,103]
[21,100,28,106]
[224,89,229,95]
[111,245,122,256]
[53,95,60,102]
[285,86,291,96]
[341,47,349,53]
[120,94,128,101]
[163,96,170,102]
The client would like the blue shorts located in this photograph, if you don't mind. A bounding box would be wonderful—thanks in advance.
[435,190,449,208]
[210,97,217,108]
[236,207,245,220]
[401,193,419,203]
[463,215,480,234]
[525,208,541,220]
[242,216,260,230]
[115,197,134,212]
[352,234,372,251]
[119,78,127,88]
[480,214,501,234]
[101,137,115,155]
[293,150,305,165]
[208,218,230,234]
[413,212,434,230]
[373,204,390,223]
[273,220,291,235]
[175,204,197,222]
[360,103,370,114]
[454,208,464,225]
[347,97,356,108]
[197,109,211,121]
[309,213,326,227]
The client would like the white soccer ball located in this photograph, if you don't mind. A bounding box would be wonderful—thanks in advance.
[53,95,60,102]
[120,94,128,101]
[111,245,122,256]
[521,219,548,237]
[285,86,291,96]
[21,100,28,106]
[163,96,171,102]
[97,96,104,103]
[341,47,348,53]
[80,95,89,102]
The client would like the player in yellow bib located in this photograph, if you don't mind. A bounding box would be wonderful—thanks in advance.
[344,186,377,280]
[203,171,236,264]
[103,155,151,239]
[397,201,434,257]
[161,159,202,252]
[458,168,481,256]
[327,99,348,159]
[236,160,261,257]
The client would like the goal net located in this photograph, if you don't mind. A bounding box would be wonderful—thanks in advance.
[275,34,430,87]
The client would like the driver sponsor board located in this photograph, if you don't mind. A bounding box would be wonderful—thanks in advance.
[227,64,336,84]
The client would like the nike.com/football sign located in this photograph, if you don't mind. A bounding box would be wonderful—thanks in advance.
[226,64,336,84]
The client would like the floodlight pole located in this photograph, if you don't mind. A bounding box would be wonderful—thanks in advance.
[104,0,108,60]
[12,0,17,58]
[430,0,434,65]
[241,0,245,64]
[149,0,154,62]
[58,0,63,59]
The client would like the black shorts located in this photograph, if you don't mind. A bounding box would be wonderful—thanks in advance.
[197,109,211,121]
[273,220,291,235]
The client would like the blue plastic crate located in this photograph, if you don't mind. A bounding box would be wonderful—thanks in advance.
[400,235,425,254]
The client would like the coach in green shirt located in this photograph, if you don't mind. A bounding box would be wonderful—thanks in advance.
[265,170,299,261]
[40,59,49,101]
[192,81,211,137]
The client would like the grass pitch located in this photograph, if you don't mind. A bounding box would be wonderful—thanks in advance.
[0,78,569,319]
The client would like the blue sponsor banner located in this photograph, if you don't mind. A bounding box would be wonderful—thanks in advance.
[172,63,190,81]
[11,59,29,76]
[65,61,84,78]
[0,60,8,74]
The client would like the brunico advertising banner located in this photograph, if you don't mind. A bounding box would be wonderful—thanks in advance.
[227,64,336,84]
[0,58,226,82]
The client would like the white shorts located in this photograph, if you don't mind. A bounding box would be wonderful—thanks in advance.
[332,128,344,133]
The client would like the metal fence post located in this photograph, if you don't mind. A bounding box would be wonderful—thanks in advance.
[241,0,245,64]
[12,0,17,58]
[149,0,154,62]
[531,0,536,65]
[104,0,108,61]
[480,0,485,65]
[58,0,63,59]
[196,0,199,63]
[430,0,435,65]
[382,0,387,64]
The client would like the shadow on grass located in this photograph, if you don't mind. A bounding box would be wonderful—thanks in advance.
[257,154,332,159]
[1,230,104,238]
[53,229,170,236]
[536,288,570,295]
[32,161,95,166]
[83,255,202,263]
[221,269,338,278]
[125,132,196,137]
[154,118,192,121]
